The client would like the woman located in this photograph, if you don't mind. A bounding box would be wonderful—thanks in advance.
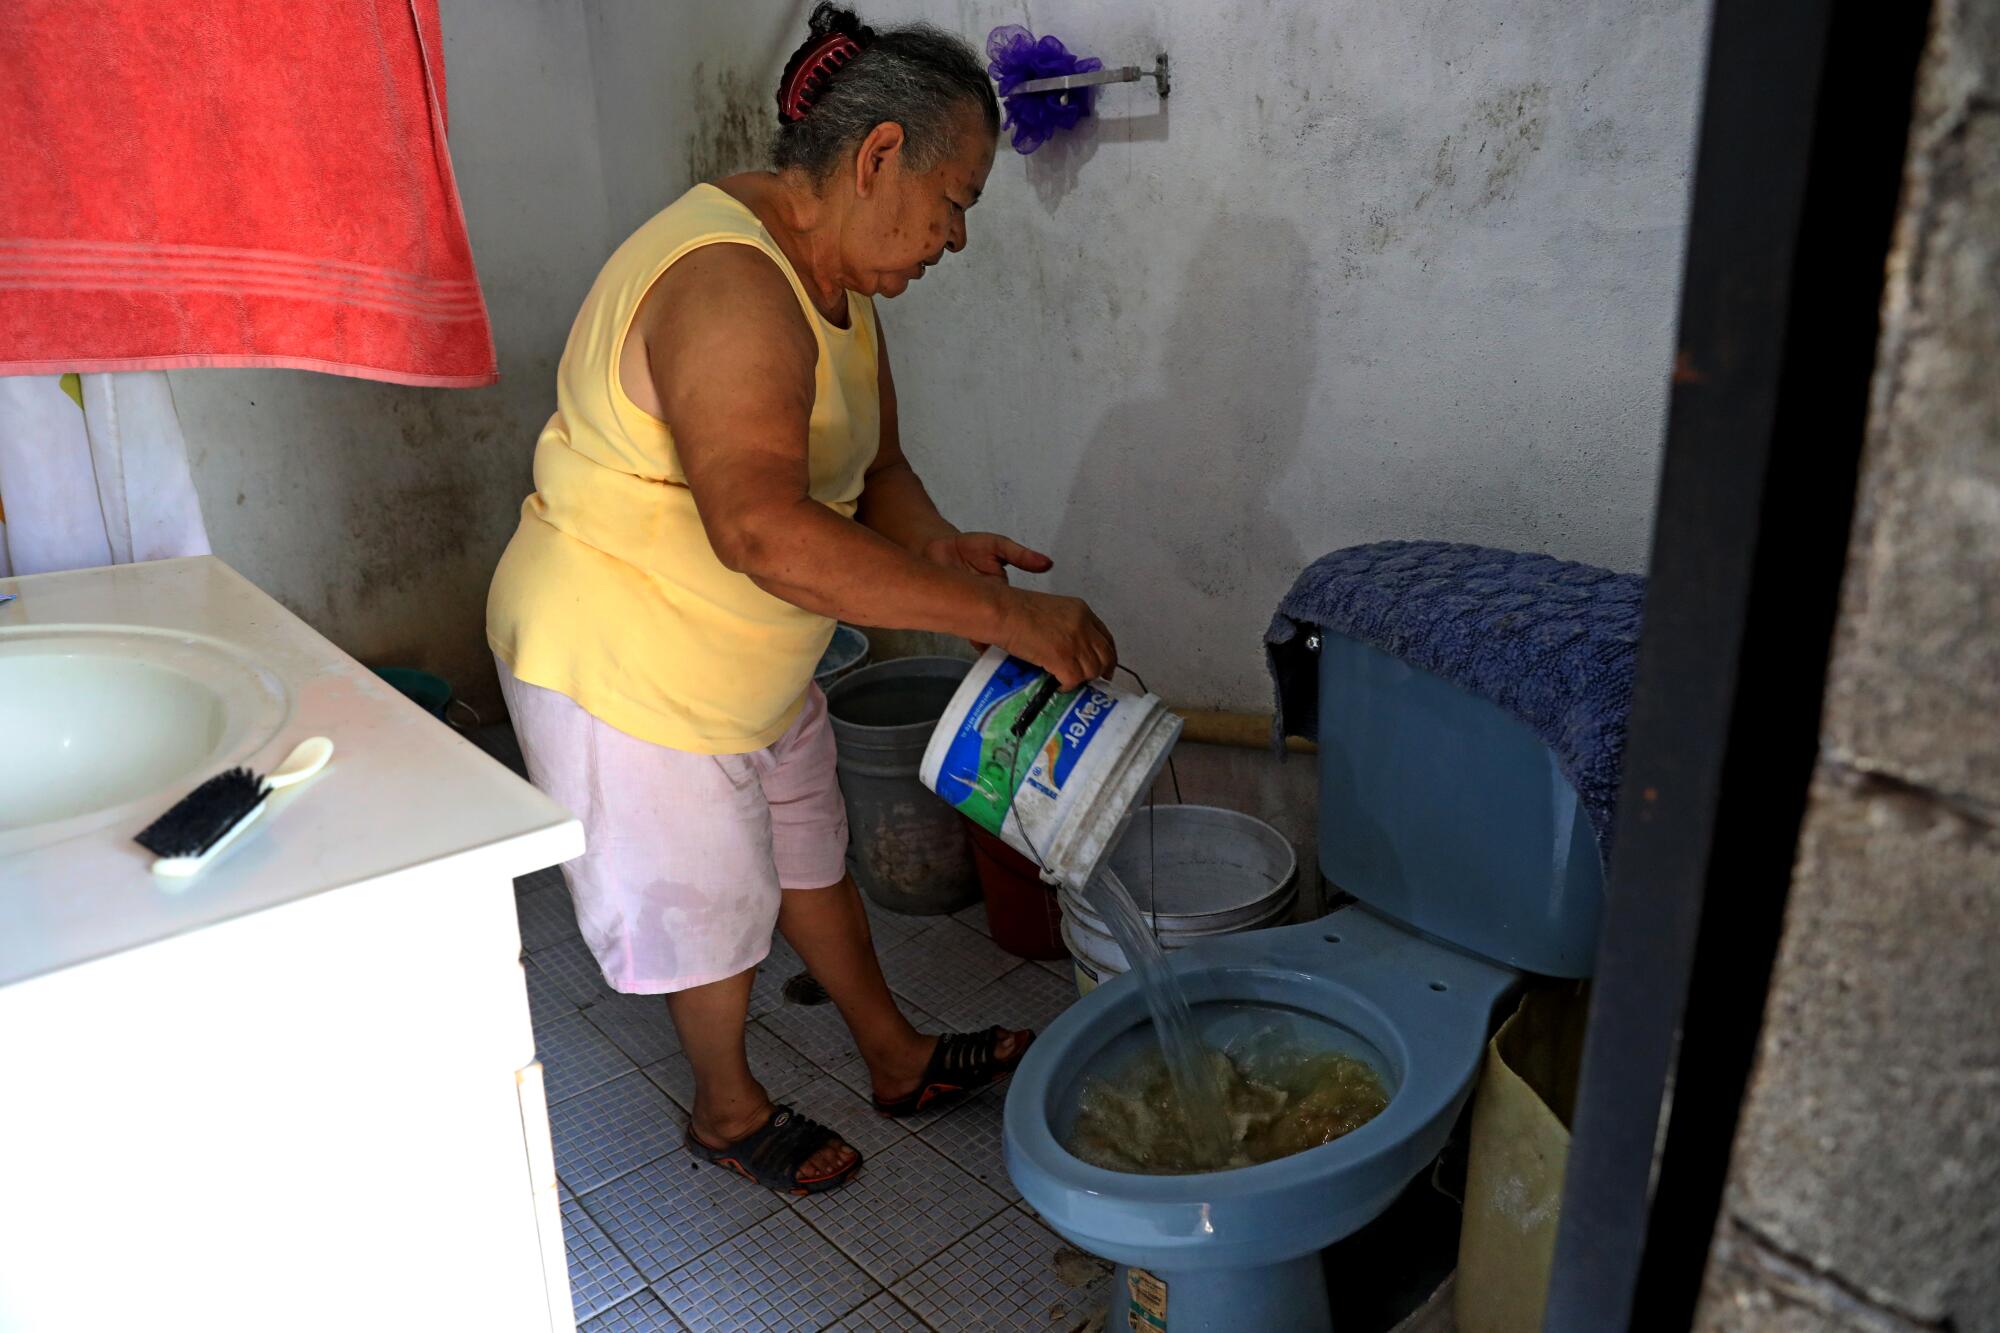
[487,5,1116,1194]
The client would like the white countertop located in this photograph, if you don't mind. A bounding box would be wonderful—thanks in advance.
[0,557,582,987]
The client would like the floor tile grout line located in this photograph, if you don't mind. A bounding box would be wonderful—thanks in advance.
[575,1005,684,1067]
[889,1289,944,1333]
[651,1208,882,1328]
[566,1130,682,1203]
[537,1012,646,1108]
[542,1062,639,1109]
[888,1208,1110,1333]
[751,1011,851,1077]
[815,1285,940,1333]
[578,1284,690,1332]
[564,1144,680,1208]
[909,914,990,949]
[758,999,867,1070]
[590,1168,808,1294]
[782,1201,891,1314]
[786,1133,1018,1293]
[816,1292,877,1332]
[585,1205,768,1301]
[561,1191,649,1326]
[897,1120,1007,1185]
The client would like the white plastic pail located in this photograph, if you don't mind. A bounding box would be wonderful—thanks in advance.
[918,648,1182,892]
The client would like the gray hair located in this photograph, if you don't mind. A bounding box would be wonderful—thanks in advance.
[773,7,999,181]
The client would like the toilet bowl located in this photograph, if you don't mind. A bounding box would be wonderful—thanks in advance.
[1006,909,1516,1329]
[1001,630,1608,1331]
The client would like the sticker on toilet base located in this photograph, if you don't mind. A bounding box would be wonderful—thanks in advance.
[1127,1267,1167,1331]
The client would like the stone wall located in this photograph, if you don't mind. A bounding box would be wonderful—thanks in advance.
[1694,2,2000,1328]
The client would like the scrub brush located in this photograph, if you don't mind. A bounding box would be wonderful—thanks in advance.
[135,737,334,877]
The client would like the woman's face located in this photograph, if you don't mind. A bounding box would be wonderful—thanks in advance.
[842,105,997,298]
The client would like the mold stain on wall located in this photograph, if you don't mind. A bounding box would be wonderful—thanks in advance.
[1342,80,1556,274]
[1414,81,1553,219]
[1470,82,1551,204]
[284,382,529,699]
[684,62,776,185]
[345,479,479,604]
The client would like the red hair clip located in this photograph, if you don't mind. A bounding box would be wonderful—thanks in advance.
[779,32,862,123]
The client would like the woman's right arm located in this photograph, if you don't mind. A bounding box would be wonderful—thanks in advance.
[636,245,1116,689]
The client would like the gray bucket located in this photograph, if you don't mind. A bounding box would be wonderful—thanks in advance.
[827,656,978,915]
[1060,805,1299,992]
[813,624,870,689]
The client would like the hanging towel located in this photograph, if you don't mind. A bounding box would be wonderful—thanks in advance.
[1266,540,1645,852]
[0,2,497,388]
[0,371,209,577]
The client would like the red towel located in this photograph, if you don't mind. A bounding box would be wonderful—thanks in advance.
[0,1,498,388]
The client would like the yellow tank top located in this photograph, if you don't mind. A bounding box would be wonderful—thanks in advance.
[487,184,881,753]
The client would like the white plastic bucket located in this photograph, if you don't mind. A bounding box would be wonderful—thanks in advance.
[1056,805,1302,996]
[1059,885,1298,978]
[1060,804,1300,930]
[1063,917,1113,995]
[1060,885,1300,952]
[918,647,1182,891]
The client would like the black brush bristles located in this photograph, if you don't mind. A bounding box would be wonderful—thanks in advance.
[135,767,271,859]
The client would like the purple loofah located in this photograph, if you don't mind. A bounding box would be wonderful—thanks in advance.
[986,24,1103,155]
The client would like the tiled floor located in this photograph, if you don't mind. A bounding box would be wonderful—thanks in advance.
[478,727,1111,1332]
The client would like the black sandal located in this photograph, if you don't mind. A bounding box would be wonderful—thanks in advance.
[872,1027,1035,1118]
[683,1105,861,1196]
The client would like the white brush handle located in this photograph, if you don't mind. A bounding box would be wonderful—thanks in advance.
[152,738,333,878]
[268,736,334,789]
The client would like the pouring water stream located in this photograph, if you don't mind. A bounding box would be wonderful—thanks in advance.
[1081,865,1234,1169]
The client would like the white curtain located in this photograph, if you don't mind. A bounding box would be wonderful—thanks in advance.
[0,371,210,577]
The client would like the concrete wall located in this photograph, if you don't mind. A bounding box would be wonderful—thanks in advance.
[174,0,1704,718]
[1694,2,2000,1328]
[583,0,1708,709]
[175,0,611,715]
[582,1,805,244]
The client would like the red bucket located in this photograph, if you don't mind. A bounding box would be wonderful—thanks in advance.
[967,823,1067,960]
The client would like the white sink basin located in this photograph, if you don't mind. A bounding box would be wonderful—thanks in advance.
[0,626,289,843]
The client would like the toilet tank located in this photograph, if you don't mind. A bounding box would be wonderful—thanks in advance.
[1315,632,1604,978]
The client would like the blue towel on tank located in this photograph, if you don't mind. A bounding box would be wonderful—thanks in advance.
[1266,540,1645,852]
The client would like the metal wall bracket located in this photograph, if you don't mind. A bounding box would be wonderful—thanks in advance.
[1011,52,1170,100]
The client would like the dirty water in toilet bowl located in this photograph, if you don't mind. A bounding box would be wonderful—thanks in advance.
[1066,1022,1390,1175]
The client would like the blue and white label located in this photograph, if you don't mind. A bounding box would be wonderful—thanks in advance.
[1050,687,1119,787]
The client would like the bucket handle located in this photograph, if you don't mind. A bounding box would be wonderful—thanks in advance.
[446,697,484,732]
[1012,677,1063,737]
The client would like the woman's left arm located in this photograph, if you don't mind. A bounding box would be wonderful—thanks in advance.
[858,319,1055,582]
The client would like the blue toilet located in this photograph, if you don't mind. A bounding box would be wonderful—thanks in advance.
[1004,542,1639,1332]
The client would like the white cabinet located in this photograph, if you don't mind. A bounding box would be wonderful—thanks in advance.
[0,558,583,1332]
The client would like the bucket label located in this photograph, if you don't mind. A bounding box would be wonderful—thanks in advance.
[1050,687,1118,786]
[932,655,1119,840]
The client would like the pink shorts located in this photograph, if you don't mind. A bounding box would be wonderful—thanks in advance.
[497,662,849,994]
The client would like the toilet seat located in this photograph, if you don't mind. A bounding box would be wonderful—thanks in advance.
[1003,907,1519,1272]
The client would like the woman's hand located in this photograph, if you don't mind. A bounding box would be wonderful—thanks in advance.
[994,587,1118,691]
[924,534,1057,651]
[921,536,1114,689]
[921,532,1055,582]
